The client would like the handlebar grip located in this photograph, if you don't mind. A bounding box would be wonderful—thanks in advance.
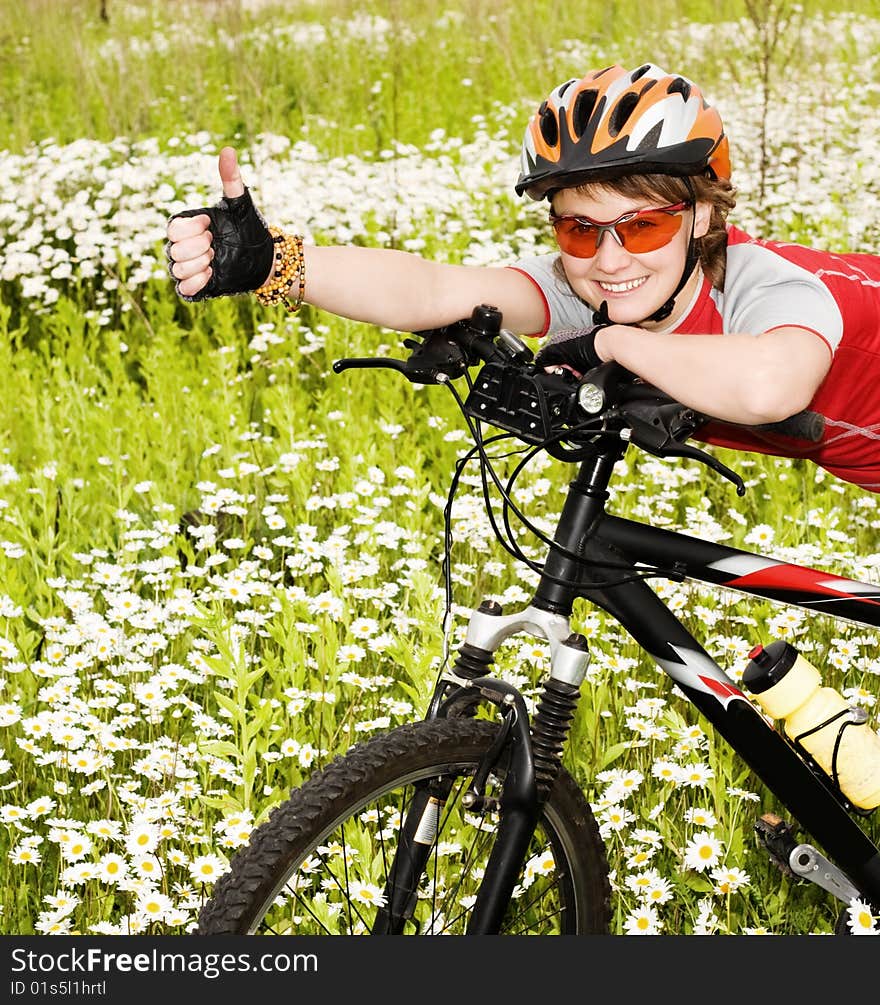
[750,410,825,442]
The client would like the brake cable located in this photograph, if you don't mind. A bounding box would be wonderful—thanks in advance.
[440,378,684,591]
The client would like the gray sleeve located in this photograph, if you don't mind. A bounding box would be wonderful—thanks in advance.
[510,254,598,336]
[721,244,843,350]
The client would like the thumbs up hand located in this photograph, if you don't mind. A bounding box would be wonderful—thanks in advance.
[165,147,274,301]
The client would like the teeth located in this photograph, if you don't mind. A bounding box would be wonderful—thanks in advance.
[598,278,647,293]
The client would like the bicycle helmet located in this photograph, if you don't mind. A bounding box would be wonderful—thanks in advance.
[516,63,730,201]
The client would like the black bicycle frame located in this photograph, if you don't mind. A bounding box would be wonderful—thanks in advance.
[385,441,880,934]
[531,446,880,903]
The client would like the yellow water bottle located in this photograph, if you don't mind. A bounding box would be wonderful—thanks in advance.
[743,640,880,810]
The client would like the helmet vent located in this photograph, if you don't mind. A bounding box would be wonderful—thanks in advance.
[608,92,640,137]
[539,103,559,146]
[571,89,598,138]
[667,76,692,101]
[630,64,651,82]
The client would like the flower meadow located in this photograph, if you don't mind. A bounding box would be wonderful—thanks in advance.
[1,1,879,936]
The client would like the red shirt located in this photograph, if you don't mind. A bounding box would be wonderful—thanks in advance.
[685,226,880,492]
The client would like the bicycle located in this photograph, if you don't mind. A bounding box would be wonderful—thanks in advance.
[196,304,880,935]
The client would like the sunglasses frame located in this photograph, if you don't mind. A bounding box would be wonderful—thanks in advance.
[549,200,692,258]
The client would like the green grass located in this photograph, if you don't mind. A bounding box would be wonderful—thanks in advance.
[3,0,875,155]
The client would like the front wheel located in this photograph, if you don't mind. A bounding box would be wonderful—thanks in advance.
[197,718,611,934]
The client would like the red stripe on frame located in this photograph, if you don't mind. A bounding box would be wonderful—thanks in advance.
[698,676,744,700]
[724,564,880,608]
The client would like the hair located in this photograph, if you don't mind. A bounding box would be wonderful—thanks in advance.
[551,171,737,290]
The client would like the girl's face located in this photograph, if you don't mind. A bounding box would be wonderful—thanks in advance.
[551,186,712,329]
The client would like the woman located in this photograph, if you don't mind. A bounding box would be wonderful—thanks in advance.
[166,63,880,492]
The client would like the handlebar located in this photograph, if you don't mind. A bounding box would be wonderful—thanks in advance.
[750,411,826,442]
[333,304,825,494]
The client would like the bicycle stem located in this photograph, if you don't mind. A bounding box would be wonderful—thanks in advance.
[532,444,624,615]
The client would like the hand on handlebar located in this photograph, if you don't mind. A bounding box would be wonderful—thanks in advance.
[535,329,603,377]
[165,147,275,302]
[533,301,614,377]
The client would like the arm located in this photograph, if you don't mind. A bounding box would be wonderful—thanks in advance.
[166,147,547,336]
[297,245,546,334]
[593,324,832,424]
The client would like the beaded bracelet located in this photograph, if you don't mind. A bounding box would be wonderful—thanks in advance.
[253,227,305,313]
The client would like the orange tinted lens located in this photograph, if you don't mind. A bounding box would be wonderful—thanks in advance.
[552,219,600,256]
[615,210,684,253]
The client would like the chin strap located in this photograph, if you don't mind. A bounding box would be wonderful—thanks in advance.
[592,299,612,327]
[640,176,698,325]
[643,244,698,323]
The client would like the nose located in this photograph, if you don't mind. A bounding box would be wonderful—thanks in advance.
[593,228,631,271]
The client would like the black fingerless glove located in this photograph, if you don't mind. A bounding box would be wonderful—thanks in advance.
[535,328,603,373]
[166,187,274,301]
[534,301,613,374]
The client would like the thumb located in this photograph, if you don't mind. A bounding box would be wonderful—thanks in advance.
[218,146,245,199]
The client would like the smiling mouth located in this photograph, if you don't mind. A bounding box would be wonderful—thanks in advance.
[597,277,648,293]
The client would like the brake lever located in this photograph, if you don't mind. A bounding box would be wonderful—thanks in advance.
[334,357,407,375]
[334,330,471,385]
[624,415,746,496]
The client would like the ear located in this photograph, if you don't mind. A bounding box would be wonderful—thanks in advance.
[693,200,712,239]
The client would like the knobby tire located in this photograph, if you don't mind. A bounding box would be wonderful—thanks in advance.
[197,718,611,935]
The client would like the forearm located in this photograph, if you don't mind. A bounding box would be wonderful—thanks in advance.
[595,325,830,424]
[302,245,543,334]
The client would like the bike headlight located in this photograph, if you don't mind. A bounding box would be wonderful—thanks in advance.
[577,381,605,415]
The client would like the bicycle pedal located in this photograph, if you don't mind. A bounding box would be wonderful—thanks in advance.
[754,812,798,878]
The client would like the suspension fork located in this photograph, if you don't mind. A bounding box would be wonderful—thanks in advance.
[464,646,590,934]
[372,605,592,933]
[453,605,592,934]
[374,452,616,933]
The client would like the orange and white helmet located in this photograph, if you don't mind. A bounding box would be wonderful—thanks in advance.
[516,63,731,201]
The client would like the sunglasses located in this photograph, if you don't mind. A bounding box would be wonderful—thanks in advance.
[550,201,691,258]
